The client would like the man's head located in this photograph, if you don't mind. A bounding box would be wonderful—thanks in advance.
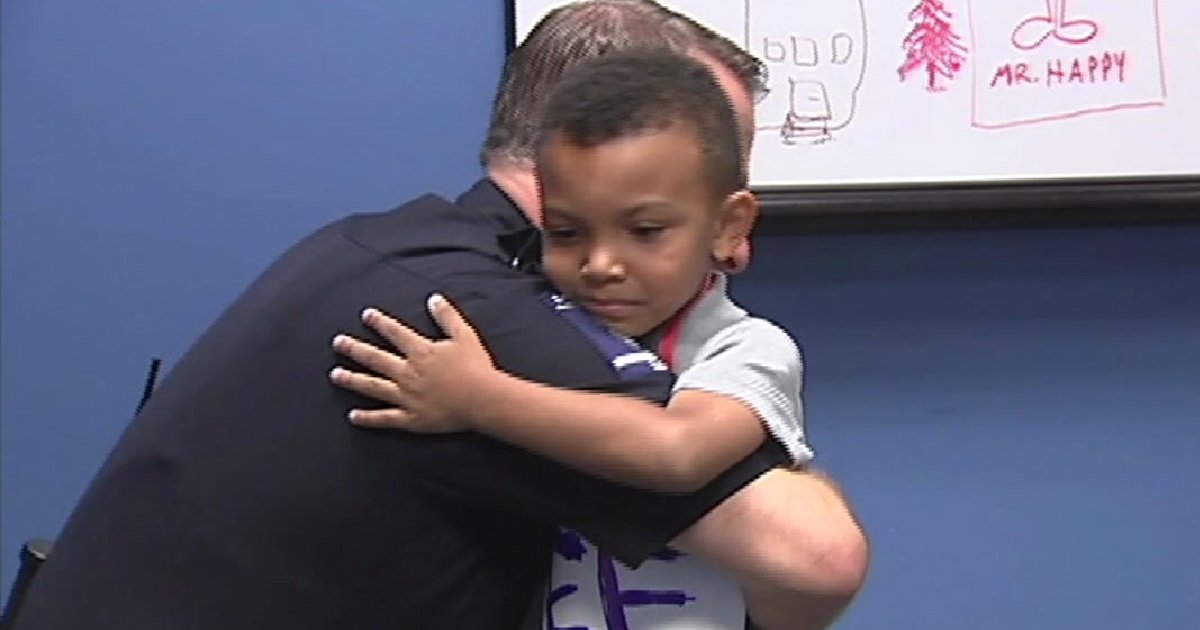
[534,48,757,338]
[482,1,765,183]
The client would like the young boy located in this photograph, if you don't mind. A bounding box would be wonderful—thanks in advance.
[331,49,814,629]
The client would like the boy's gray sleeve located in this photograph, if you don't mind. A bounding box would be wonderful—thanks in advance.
[672,318,814,464]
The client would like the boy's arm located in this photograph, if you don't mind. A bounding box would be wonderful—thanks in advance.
[464,373,766,493]
[331,297,805,492]
[463,314,808,492]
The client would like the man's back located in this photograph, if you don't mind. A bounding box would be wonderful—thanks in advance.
[15,188,594,629]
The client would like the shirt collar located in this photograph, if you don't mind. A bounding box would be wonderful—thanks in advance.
[637,272,725,351]
[455,178,542,273]
[455,178,532,234]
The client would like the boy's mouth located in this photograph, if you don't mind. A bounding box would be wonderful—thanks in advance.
[583,298,641,320]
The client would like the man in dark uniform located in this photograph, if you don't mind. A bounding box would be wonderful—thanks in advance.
[13,2,867,629]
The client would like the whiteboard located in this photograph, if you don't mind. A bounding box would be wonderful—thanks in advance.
[512,0,1200,189]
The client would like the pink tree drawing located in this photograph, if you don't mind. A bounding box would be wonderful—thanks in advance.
[898,0,968,92]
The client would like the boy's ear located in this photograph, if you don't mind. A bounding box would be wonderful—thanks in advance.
[712,190,759,262]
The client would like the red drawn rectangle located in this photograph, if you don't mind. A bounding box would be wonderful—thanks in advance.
[967,0,1167,129]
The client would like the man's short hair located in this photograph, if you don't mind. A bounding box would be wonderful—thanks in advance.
[536,48,743,199]
[481,0,765,168]
[650,2,767,100]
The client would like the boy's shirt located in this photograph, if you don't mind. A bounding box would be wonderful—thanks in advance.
[543,273,813,630]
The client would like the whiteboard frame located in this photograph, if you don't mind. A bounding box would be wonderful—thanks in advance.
[753,176,1200,232]
[502,2,1200,232]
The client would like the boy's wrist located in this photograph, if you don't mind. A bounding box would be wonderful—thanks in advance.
[460,368,516,430]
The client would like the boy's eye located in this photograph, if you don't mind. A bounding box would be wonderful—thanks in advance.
[630,225,666,239]
[544,227,580,242]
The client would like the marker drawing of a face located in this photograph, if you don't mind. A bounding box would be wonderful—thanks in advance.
[746,0,868,145]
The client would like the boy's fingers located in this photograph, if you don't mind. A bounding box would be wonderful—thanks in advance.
[360,308,431,355]
[346,407,415,429]
[331,334,410,381]
[427,294,483,347]
[329,366,404,404]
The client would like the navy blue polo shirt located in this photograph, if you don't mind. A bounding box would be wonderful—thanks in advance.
[14,180,786,630]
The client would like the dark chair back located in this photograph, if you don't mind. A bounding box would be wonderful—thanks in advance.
[0,539,54,630]
[0,357,162,628]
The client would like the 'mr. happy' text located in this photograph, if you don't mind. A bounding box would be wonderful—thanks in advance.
[989,50,1128,88]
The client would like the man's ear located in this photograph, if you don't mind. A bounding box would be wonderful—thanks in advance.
[712,190,759,262]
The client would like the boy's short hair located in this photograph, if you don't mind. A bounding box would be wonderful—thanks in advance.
[536,48,744,198]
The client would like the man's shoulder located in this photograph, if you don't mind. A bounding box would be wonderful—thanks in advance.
[337,192,490,251]
[264,187,513,287]
[265,192,462,256]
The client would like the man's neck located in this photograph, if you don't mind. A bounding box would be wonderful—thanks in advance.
[486,162,541,227]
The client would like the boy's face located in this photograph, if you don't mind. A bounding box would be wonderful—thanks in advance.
[537,125,755,337]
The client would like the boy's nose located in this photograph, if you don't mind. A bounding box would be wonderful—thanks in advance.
[580,247,626,283]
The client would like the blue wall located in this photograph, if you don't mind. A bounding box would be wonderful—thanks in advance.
[3,1,1198,628]
[737,227,1200,628]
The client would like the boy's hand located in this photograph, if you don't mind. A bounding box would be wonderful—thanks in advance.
[329,294,495,433]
